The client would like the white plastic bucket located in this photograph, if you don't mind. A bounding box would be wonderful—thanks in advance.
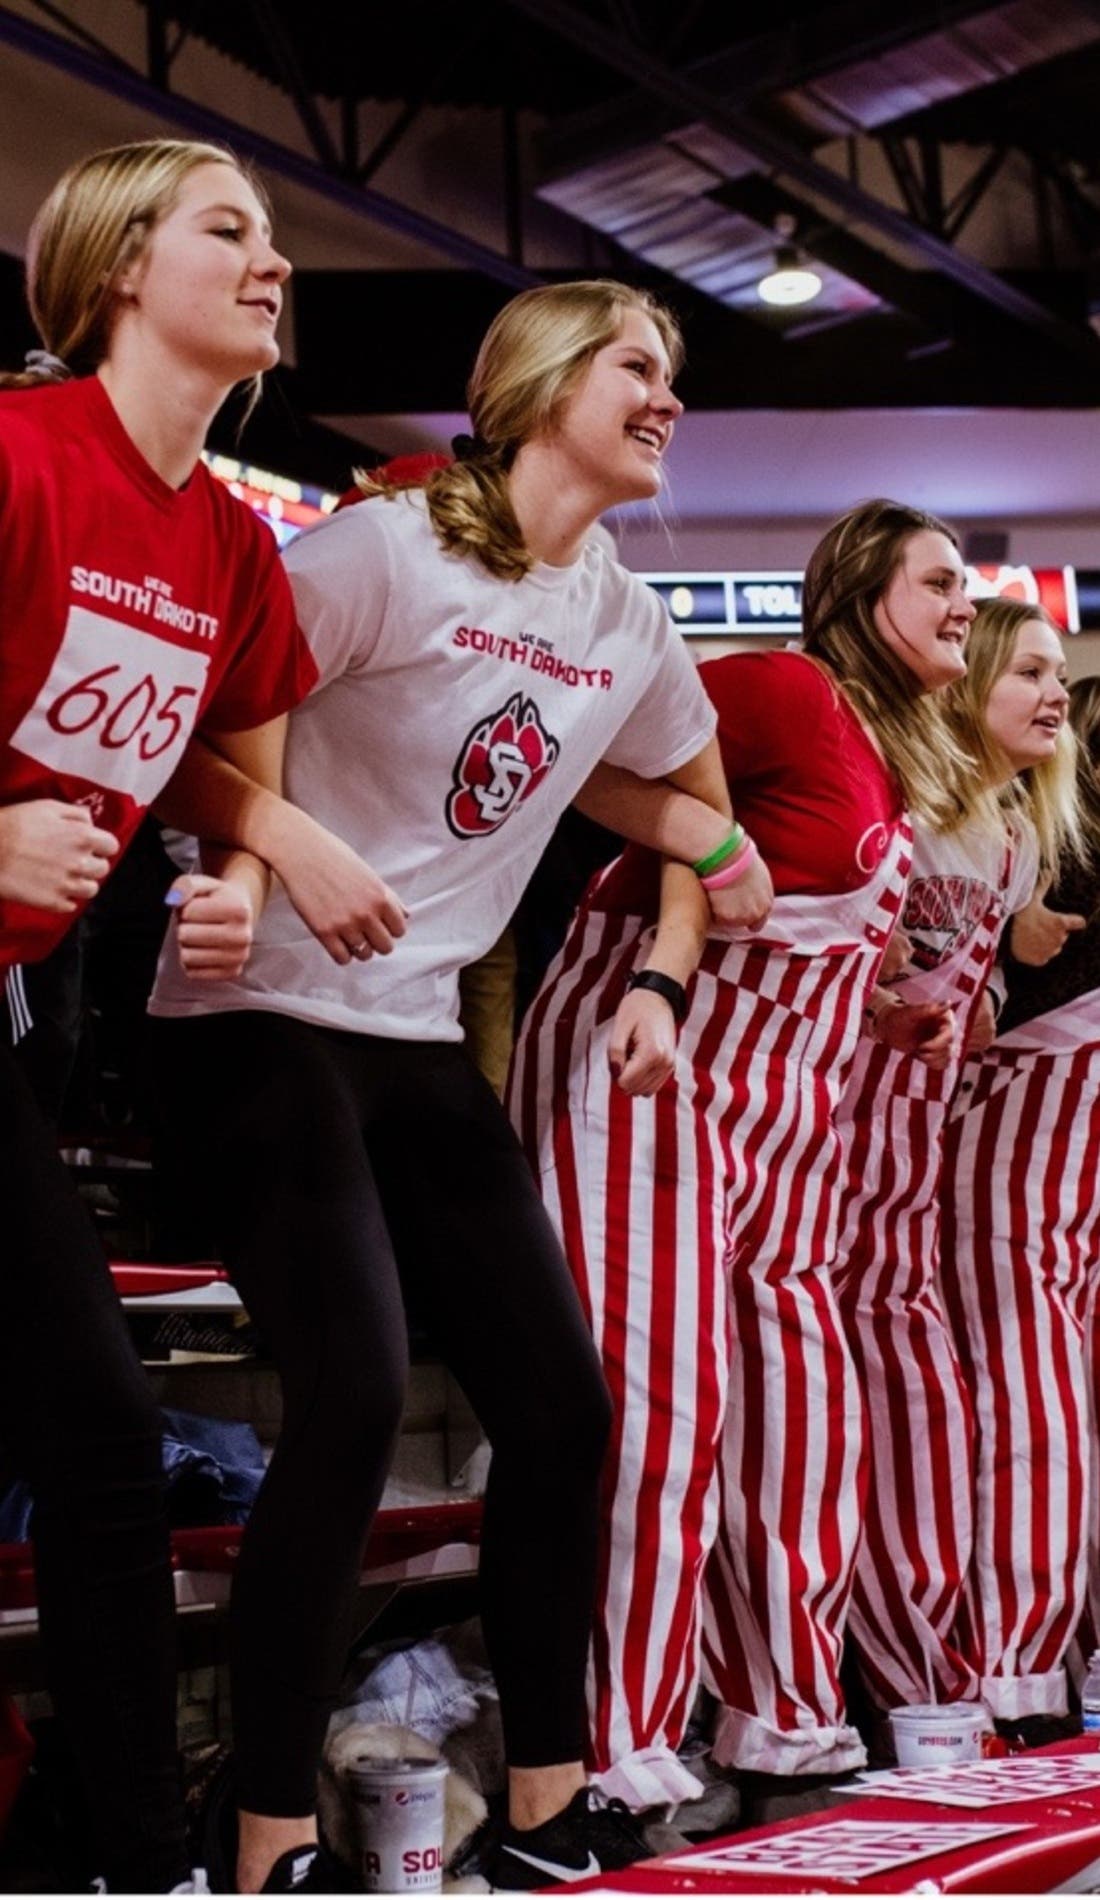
[346,1754,449,1893]
[889,1702,989,1766]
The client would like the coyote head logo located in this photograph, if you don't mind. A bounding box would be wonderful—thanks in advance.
[446,693,560,838]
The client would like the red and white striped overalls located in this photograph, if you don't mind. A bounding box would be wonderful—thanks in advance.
[511,824,911,1804]
[832,819,1035,1712]
[940,991,1100,1718]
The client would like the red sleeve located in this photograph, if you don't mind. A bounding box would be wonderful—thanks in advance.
[198,506,318,733]
[699,650,831,794]
[589,650,900,913]
[588,651,817,917]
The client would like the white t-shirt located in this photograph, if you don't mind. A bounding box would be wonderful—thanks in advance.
[889,811,1039,1006]
[151,490,716,1039]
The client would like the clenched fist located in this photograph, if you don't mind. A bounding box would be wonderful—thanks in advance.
[167,874,256,981]
[0,800,118,911]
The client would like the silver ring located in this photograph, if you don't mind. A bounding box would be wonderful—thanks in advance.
[351,939,369,956]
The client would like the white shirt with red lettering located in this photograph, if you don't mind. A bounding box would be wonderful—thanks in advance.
[0,375,317,974]
[882,810,1039,1019]
[150,488,716,1040]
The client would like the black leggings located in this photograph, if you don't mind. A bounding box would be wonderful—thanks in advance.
[0,1038,188,1893]
[151,1011,611,1816]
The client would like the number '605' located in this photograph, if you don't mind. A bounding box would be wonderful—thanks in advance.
[46,664,198,761]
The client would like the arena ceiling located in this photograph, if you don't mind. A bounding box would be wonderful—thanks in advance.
[2,0,1100,488]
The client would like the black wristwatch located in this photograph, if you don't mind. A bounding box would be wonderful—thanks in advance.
[626,968,688,1023]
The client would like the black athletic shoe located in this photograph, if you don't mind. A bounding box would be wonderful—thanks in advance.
[130,1312,258,1364]
[993,1711,1083,1751]
[259,1844,355,1893]
[488,1787,650,1891]
[196,1755,353,1894]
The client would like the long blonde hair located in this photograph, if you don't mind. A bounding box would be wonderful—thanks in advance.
[1,138,270,389]
[357,279,683,581]
[939,597,1081,872]
[801,498,973,828]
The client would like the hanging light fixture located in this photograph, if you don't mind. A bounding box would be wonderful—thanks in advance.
[757,214,823,308]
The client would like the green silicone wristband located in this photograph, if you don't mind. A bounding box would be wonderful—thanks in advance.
[692,823,745,879]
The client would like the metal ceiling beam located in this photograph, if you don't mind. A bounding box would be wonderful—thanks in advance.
[1041,158,1100,253]
[164,0,201,72]
[22,0,132,71]
[541,0,1000,170]
[245,0,343,176]
[510,0,1100,372]
[881,136,930,227]
[145,0,167,90]
[943,145,1008,245]
[357,100,423,186]
[0,2,538,292]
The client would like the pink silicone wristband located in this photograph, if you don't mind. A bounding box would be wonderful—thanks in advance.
[700,837,758,891]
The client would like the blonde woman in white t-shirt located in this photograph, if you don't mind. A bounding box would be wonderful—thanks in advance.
[150,280,772,1893]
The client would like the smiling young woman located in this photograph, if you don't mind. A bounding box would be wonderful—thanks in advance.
[389,282,690,577]
[145,277,774,1893]
[507,498,978,1820]
[832,599,1079,1729]
[97,160,288,431]
[0,138,323,1894]
[932,632,1099,1746]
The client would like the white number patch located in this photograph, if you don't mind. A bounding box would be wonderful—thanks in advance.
[9,605,211,801]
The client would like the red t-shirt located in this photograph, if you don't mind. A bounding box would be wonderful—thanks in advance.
[590,649,903,916]
[0,376,318,970]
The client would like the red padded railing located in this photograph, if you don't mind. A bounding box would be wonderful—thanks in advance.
[0,1501,483,1614]
[109,1262,230,1298]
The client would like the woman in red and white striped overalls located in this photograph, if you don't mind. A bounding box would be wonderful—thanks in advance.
[938,668,1098,1737]
[1065,686,1100,1688]
[833,599,1078,1722]
[510,500,974,1819]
